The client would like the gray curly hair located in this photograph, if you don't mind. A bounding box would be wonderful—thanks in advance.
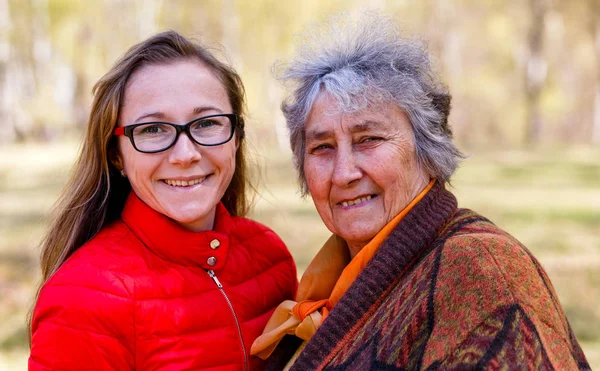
[278,13,464,195]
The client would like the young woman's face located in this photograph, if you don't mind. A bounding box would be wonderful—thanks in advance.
[115,60,237,231]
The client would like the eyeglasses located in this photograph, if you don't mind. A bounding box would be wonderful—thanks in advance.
[113,114,237,153]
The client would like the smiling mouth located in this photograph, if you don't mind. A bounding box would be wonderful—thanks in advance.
[339,195,374,207]
[162,176,208,187]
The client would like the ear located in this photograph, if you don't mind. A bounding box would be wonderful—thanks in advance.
[108,147,124,171]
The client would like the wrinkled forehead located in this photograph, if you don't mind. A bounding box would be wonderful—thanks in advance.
[304,92,413,142]
[306,87,402,126]
[307,85,395,121]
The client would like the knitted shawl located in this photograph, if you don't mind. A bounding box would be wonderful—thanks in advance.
[268,181,590,370]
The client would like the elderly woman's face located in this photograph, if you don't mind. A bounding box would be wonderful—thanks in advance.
[115,60,237,231]
[304,93,429,256]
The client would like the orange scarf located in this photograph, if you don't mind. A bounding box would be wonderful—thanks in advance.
[251,180,435,359]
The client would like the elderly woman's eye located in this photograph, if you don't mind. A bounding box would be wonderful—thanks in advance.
[359,136,383,144]
[309,144,333,153]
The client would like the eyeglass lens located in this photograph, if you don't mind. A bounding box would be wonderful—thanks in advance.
[132,116,232,152]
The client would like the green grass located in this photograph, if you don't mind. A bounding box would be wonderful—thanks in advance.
[1,142,598,369]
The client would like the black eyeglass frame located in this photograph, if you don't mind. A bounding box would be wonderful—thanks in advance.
[113,113,238,153]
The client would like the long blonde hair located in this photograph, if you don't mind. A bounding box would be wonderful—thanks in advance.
[28,30,250,340]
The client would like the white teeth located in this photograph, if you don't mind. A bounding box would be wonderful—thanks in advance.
[341,195,372,207]
[164,177,205,187]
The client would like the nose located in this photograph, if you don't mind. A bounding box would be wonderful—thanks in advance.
[168,133,202,166]
[331,149,362,187]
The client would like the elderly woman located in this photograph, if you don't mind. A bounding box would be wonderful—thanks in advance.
[28,31,297,370]
[251,15,590,370]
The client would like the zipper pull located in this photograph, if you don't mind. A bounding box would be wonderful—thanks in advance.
[207,269,223,288]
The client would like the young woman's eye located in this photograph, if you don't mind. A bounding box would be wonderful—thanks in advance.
[138,124,167,135]
[197,119,221,128]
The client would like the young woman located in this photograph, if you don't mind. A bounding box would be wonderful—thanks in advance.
[28,31,297,371]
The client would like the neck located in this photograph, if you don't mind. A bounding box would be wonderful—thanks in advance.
[347,242,366,259]
[175,207,216,232]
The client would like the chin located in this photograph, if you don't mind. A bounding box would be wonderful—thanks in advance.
[173,211,207,223]
[172,215,198,224]
[337,222,376,238]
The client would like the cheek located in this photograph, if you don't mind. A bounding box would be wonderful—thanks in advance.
[121,149,160,188]
[374,144,418,194]
[389,141,419,175]
[229,148,237,169]
[386,159,427,202]
[304,158,329,198]
[120,145,138,174]
[213,145,237,180]
[226,146,237,170]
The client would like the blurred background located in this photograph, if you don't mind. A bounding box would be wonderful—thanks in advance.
[1,0,599,369]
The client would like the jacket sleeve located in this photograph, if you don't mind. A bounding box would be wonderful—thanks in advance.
[438,303,590,370]
[434,233,590,370]
[29,265,135,371]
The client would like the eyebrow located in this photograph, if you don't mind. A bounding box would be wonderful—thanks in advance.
[134,106,224,123]
[305,120,384,141]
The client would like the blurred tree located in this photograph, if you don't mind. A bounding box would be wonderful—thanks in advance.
[0,0,12,142]
[593,0,600,144]
[525,0,549,144]
[3,0,38,142]
[2,0,600,147]
[135,0,161,39]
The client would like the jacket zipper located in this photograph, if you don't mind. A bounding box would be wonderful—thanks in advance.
[207,269,249,371]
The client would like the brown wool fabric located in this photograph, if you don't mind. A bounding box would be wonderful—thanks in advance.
[266,181,590,370]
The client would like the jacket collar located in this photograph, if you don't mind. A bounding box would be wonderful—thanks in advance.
[121,192,232,270]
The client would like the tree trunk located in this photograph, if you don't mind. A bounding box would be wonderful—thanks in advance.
[0,0,12,143]
[136,0,161,39]
[593,0,600,145]
[525,0,548,144]
[221,0,240,65]
[431,0,466,142]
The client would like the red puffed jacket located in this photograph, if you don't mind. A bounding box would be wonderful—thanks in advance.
[29,193,297,371]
